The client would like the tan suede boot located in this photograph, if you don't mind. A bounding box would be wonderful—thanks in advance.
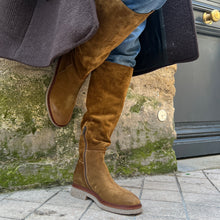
[46,0,153,127]
[71,61,141,215]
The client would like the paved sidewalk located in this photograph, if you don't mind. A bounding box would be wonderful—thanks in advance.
[0,169,220,220]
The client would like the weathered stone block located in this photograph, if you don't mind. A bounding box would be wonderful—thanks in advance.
[0,58,177,191]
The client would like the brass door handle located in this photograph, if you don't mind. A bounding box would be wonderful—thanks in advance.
[203,9,220,24]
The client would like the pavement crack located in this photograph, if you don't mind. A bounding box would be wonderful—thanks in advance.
[79,200,93,220]
[175,174,190,220]
[23,189,62,219]
[202,170,220,193]
[138,177,145,199]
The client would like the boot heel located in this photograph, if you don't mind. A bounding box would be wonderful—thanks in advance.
[71,186,88,200]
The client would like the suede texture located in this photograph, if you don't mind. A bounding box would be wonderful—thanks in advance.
[75,0,153,73]
[47,52,87,127]
[72,160,89,189]
[81,62,134,150]
[73,61,141,209]
[47,0,153,127]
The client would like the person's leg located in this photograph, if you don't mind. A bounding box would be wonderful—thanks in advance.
[70,0,168,215]
[72,61,141,215]
[107,0,167,68]
[71,1,168,214]
[46,0,153,127]
[106,20,146,68]
[122,0,167,14]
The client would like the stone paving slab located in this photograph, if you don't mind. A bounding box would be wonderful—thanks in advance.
[177,173,219,194]
[177,155,220,172]
[26,204,87,220]
[137,200,186,219]
[0,168,219,220]
[191,218,220,220]
[6,188,60,204]
[136,215,186,220]
[183,192,220,207]
[0,218,14,220]
[61,185,72,192]
[144,175,176,182]
[210,180,220,191]
[45,191,91,209]
[205,172,220,180]
[141,189,182,203]
[186,204,220,219]
[0,193,10,201]
[80,208,136,220]
[204,169,220,174]
[0,199,41,219]
[177,176,211,184]
[144,180,179,191]
[177,180,219,194]
[176,171,206,178]
[115,177,143,188]
[125,187,142,197]
[203,169,220,191]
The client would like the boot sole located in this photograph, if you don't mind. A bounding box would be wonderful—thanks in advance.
[71,184,142,215]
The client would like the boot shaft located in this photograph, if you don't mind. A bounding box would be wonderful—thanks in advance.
[75,0,153,73]
[79,61,133,159]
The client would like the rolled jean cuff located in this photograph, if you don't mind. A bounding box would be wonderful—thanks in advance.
[106,0,167,67]
[121,0,167,14]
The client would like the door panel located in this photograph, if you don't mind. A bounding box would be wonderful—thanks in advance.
[173,0,220,158]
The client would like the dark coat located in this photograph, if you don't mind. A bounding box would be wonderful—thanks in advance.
[0,0,198,75]
[0,0,99,67]
[134,0,199,76]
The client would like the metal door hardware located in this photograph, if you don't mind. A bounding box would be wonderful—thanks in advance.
[203,9,220,24]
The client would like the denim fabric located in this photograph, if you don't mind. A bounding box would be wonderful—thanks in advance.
[121,0,167,14]
[106,0,167,67]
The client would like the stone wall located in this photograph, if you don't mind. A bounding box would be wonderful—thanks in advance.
[0,58,177,192]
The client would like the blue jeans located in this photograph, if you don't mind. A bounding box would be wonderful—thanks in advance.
[106,0,167,67]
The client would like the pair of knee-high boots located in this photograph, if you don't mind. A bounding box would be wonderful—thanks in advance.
[47,0,152,215]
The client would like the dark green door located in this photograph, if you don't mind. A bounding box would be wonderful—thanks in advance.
[173,0,220,158]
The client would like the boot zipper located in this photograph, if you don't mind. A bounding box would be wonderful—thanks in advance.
[83,126,92,189]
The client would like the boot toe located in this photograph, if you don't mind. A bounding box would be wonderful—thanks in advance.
[118,187,142,207]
